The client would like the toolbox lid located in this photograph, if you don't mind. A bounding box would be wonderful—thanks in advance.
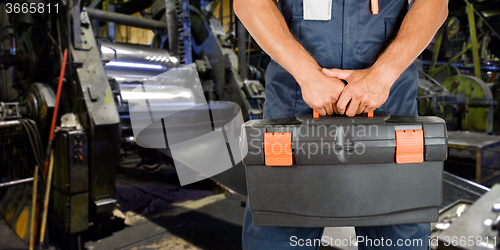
[241,114,447,166]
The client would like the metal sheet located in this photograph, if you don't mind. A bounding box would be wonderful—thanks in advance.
[448,131,500,149]
[441,171,489,210]
[119,83,196,105]
[438,184,500,249]
[100,41,178,78]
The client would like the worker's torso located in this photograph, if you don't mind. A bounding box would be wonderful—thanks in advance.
[264,0,419,119]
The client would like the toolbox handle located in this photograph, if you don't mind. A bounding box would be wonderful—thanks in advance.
[313,110,374,118]
[299,111,389,125]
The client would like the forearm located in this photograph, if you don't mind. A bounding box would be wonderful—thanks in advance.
[372,0,448,83]
[233,0,320,85]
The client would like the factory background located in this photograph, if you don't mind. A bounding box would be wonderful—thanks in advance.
[0,0,499,249]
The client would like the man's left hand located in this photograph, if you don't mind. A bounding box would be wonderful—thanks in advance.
[322,67,395,117]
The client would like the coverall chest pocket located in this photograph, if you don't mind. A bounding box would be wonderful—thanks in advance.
[352,0,407,67]
[303,0,332,20]
[291,0,332,20]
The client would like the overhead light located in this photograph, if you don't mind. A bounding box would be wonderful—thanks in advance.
[121,91,193,100]
[105,61,164,70]
[100,46,133,55]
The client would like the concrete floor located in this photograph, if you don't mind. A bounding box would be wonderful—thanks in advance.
[0,149,490,250]
[0,150,249,250]
[81,152,247,250]
[0,217,28,249]
[84,193,246,250]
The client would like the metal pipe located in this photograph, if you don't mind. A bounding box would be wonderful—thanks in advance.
[0,177,34,188]
[100,41,178,78]
[28,167,37,250]
[219,0,223,25]
[0,120,20,128]
[429,27,444,75]
[418,69,451,93]
[165,0,179,58]
[467,3,481,78]
[229,0,233,34]
[237,18,247,80]
[86,8,167,30]
[473,8,500,40]
[431,43,472,77]
[39,152,54,244]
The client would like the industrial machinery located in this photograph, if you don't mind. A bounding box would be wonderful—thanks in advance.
[442,75,496,133]
[417,69,463,131]
[0,0,264,245]
[417,72,496,133]
[417,0,500,134]
[0,0,498,247]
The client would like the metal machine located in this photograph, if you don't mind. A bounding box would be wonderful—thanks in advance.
[0,0,263,243]
[418,0,500,134]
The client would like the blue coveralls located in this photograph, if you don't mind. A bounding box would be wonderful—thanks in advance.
[242,0,429,249]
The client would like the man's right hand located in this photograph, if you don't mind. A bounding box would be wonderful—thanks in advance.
[298,70,345,116]
[234,0,345,116]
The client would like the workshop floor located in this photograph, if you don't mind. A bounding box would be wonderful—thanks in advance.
[0,150,413,250]
[3,149,485,250]
[0,150,249,250]
[1,146,496,250]
[0,217,27,249]
[81,150,246,250]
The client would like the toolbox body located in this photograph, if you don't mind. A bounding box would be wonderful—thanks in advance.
[241,114,447,227]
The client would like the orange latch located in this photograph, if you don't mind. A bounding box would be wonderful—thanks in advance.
[264,132,293,166]
[313,110,320,119]
[395,129,424,164]
[371,0,379,15]
[368,111,374,117]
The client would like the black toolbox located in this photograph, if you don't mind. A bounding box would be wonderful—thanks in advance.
[240,113,447,227]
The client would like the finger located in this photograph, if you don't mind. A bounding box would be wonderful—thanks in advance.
[356,105,367,115]
[365,106,376,113]
[365,101,377,113]
[322,68,352,81]
[362,106,368,114]
[336,88,351,115]
[325,103,334,115]
[316,107,327,116]
[346,98,361,117]
[331,103,338,114]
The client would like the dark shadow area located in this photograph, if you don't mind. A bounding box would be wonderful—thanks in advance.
[444,157,477,180]
[77,149,246,250]
[145,197,245,250]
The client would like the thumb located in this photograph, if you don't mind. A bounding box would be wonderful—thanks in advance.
[322,68,351,80]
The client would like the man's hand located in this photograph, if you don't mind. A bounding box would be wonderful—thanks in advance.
[300,71,345,116]
[321,0,449,118]
[322,67,393,117]
[234,0,344,117]
[321,0,448,117]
